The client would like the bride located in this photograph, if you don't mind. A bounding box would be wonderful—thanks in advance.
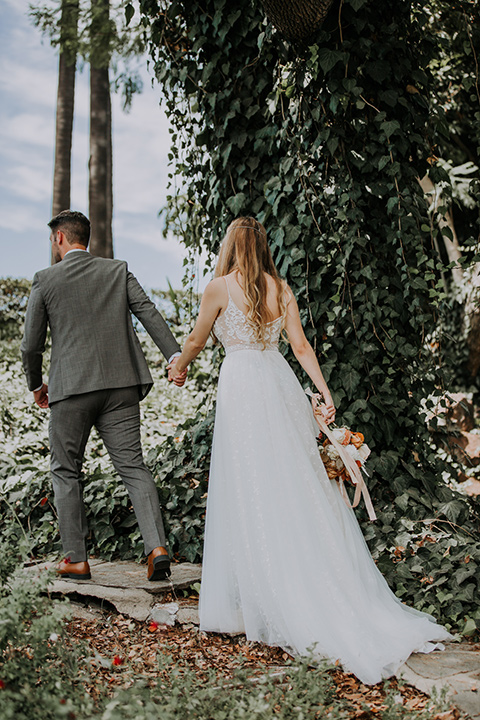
[168,216,450,685]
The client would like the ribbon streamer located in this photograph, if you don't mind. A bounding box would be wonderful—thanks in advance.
[306,391,377,521]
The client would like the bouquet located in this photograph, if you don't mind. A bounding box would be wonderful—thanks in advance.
[306,390,376,521]
[318,426,370,482]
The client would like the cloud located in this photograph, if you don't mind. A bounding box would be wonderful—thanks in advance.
[0,0,197,290]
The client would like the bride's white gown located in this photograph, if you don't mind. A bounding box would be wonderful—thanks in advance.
[199,280,451,685]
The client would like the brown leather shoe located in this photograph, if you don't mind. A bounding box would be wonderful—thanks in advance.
[147,547,171,581]
[55,559,91,580]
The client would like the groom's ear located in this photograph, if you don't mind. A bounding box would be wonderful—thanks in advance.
[56,230,67,247]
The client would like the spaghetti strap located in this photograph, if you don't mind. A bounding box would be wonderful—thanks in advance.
[223,275,232,298]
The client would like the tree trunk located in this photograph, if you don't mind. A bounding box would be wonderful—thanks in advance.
[465,264,480,377]
[51,0,79,263]
[88,0,113,258]
[106,83,113,254]
[260,0,335,42]
[89,65,113,257]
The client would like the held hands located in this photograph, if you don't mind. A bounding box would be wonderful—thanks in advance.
[167,357,188,387]
[34,383,49,409]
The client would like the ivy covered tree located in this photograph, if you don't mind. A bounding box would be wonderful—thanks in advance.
[129,0,480,632]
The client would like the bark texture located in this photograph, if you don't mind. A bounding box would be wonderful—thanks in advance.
[89,64,113,258]
[88,0,113,258]
[260,0,335,42]
[51,0,79,263]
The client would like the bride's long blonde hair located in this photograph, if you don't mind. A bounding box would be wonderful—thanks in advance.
[215,217,287,346]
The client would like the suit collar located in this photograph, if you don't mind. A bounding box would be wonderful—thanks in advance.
[62,249,90,262]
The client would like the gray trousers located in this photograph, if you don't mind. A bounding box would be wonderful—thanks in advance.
[49,386,166,562]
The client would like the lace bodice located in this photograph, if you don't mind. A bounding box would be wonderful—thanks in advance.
[214,279,283,354]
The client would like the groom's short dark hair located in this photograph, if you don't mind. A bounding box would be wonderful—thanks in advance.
[48,210,91,248]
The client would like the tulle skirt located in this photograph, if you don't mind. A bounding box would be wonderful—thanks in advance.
[199,348,451,685]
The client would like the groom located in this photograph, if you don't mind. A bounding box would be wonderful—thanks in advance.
[21,210,186,582]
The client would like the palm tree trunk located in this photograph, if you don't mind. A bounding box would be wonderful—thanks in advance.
[106,83,113,254]
[51,0,79,263]
[89,65,113,257]
[88,0,113,258]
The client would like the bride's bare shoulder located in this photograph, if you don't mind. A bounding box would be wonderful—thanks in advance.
[202,276,228,303]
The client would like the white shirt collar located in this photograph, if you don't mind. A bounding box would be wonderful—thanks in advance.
[64,248,88,257]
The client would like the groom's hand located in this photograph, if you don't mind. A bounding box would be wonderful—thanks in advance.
[167,358,188,387]
[34,383,49,409]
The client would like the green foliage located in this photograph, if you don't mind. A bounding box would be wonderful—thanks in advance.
[90,651,448,720]
[139,0,453,492]
[0,278,216,564]
[365,510,480,635]
[149,408,214,562]
[132,0,480,632]
[0,278,31,341]
[29,0,147,109]
[0,540,92,719]
[0,544,450,719]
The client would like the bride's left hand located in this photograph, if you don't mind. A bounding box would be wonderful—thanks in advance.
[322,402,336,425]
[314,393,335,425]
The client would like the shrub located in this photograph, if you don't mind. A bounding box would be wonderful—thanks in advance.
[0,278,31,341]
[95,650,448,720]
[0,540,92,720]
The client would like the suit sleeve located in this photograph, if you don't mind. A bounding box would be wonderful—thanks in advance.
[126,271,181,361]
[21,274,48,391]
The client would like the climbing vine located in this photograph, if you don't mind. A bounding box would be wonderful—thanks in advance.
[131,0,480,632]
[134,0,476,499]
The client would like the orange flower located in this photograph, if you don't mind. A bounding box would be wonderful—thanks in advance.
[40,497,48,507]
[112,655,124,666]
[350,432,364,449]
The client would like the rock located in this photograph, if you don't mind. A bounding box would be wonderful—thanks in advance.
[149,602,179,626]
[52,579,155,621]
[22,560,203,623]
[445,393,475,431]
[446,431,480,467]
[453,689,480,718]
[464,478,480,496]
[427,392,474,431]
[177,606,200,625]
[398,644,480,719]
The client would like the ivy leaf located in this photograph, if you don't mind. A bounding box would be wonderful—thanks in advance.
[317,49,344,74]
[342,367,361,397]
[125,2,134,25]
[381,120,401,138]
[226,193,246,215]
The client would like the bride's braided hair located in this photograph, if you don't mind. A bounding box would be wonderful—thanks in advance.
[215,217,287,348]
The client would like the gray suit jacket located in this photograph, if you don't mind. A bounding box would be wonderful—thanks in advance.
[21,251,181,404]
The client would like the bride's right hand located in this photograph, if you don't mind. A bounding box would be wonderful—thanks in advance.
[314,393,335,425]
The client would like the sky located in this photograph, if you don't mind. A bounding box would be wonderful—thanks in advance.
[0,0,206,291]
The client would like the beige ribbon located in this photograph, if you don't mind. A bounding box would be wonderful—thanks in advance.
[307,392,377,521]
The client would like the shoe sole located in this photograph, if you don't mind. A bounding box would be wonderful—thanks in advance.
[148,556,171,581]
[58,572,92,580]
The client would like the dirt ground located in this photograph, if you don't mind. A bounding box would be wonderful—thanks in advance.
[66,604,462,719]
